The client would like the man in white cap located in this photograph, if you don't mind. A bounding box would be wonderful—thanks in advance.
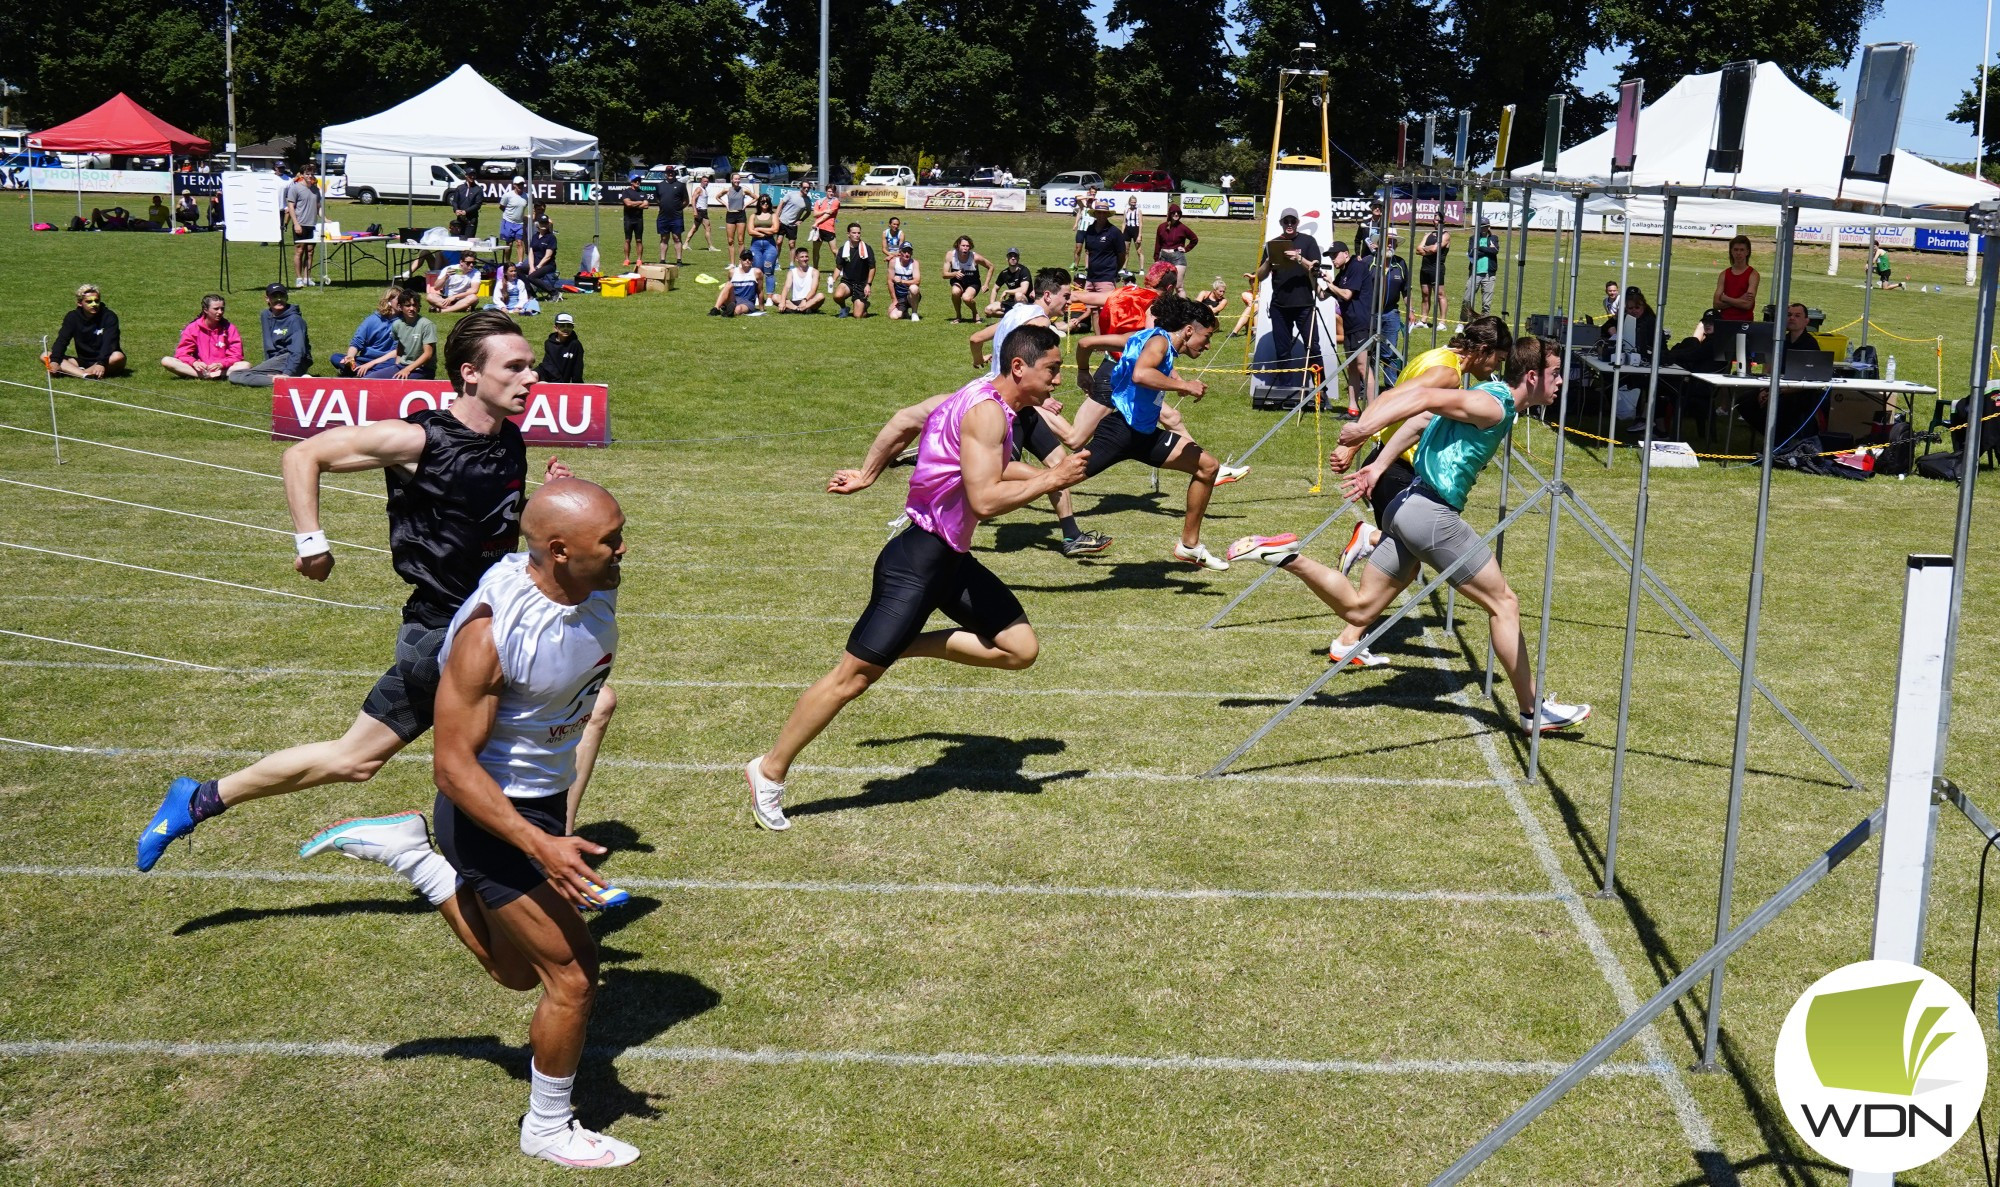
[538,312,584,383]
[499,176,531,266]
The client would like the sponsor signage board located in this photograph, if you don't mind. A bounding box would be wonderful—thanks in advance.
[273,379,610,446]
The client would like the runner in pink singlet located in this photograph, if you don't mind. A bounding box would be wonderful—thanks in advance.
[744,323,1090,830]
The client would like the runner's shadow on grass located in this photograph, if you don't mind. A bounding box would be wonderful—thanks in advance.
[789,733,1084,816]
[1010,559,1226,596]
[384,967,720,1130]
[576,820,653,855]
[172,895,432,936]
[588,894,662,965]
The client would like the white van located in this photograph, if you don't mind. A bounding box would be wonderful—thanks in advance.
[340,154,469,204]
[862,164,915,186]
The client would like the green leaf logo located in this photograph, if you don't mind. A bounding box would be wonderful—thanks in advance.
[1804,979,1956,1096]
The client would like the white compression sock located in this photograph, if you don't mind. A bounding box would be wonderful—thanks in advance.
[527,1062,576,1138]
[387,848,461,907]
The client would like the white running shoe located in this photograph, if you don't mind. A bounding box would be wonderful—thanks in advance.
[1172,541,1229,571]
[1328,639,1390,668]
[746,757,791,831]
[1225,533,1299,564]
[909,312,921,322]
[521,1116,640,1168]
[298,811,430,863]
[1215,463,1250,484]
[1338,521,1379,575]
[1519,697,1592,733]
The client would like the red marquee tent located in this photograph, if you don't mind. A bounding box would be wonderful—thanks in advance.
[30,93,210,155]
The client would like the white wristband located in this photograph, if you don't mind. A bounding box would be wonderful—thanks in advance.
[295,530,330,558]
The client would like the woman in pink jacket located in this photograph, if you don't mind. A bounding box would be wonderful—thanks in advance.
[160,294,244,380]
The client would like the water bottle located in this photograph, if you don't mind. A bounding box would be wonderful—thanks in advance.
[1887,355,1898,382]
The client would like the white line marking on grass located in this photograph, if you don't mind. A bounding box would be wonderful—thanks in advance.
[1433,635,1723,1158]
[0,478,390,552]
[0,863,1561,905]
[0,631,228,671]
[0,540,385,610]
[0,739,1507,790]
[0,422,386,500]
[0,1037,1664,1079]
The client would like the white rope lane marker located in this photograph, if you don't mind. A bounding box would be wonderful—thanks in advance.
[0,540,386,611]
[0,423,387,500]
[0,739,1508,791]
[0,631,228,671]
[0,478,391,553]
[0,863,1562,906]
[0,1036,1664,1080]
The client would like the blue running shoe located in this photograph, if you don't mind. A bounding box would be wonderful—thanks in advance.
[137,777,201,872]
[579,878,631,912]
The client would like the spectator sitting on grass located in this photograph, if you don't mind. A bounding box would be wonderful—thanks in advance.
[48,283,126,379]
[710,249,763,317]
[227,283,312,387]
[984,247,1031,317]
[175,193,201,230]
[146,195,171,229]
[160,293,242,380]
[537,311,585,382]
[427,254,483,314]
[525,216,562,297]
[389,288,438,379]
[484,262,540,316]
[331,287,406,378]
[777,247,825,313]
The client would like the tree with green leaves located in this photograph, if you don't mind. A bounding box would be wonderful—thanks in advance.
[1949,62,2000,165]
[1596,0,1883,106]
[1093,0,1234,179]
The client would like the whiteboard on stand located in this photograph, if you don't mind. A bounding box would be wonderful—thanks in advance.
[222,173,288,243]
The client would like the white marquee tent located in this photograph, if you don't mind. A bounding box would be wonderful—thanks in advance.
[1505,61,1997,228]
[322,64,597,160]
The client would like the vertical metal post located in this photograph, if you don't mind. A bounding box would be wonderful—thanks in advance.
[1523,192,1586,777]
[1486,184,1534,698]
[1699,199,1799,1071]
[817,0,830,188]
[1601,194,1676,896]
[1407,187,1420,336]
[1934,208,1999,774]
[224,0,238,170]
[1860,234,1876,355]
[1547,202,1562,327]
[1606,207,1633,468]
[42,335,62,464]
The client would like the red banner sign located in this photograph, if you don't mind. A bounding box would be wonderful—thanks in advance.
[272,379,611,446]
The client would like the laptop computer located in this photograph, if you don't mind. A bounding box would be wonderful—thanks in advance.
[1783,349,1835,382]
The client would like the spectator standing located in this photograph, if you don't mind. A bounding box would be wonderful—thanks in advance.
[723,176,750,252]
[692,176,716,251]
[1080,205,1126,295]
[1246,214,1321,398]
[285,161,323,288]
[777,180,810,253]
[749,194,782,303]
[447,174,484,238]
[778,248,825,313]
[161,293,241,380]
[389,289,438,379]
[985,247,1031,316]
[332,288,406,377]
[1122,196,1143,259]
[538,311,584,382]
[1333,236,1378,407]
[525,216,561,297]
[1219,171,1235,194]
[620,173,649,266]
[228,284,312,387]
[498,177,531,266]
[48,283,126,379]
[810,185,841,271]
[1463,219,1498,319]
[1713,235,1760,322]
[655,169,690,266]
[833,222,876,318]
[1153,204,1200,291]
[1071,185,1100,267]
[1602,280,1621,319]
[1414,225,1450,328]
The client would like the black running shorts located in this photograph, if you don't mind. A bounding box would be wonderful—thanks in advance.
[1088,358,1116,407]
[1360,445,1418,526]
[434,788,567,909]
[1083,408,1182,478]
[846,527,1027,668]
[1010,406,1063,462]
[361,621,448,743]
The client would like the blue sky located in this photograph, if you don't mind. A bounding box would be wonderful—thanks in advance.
[1090,0,1987,163]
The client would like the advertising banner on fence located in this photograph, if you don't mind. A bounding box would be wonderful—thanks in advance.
[1045,189,1175,216]
[1174,193,1230,219]
[1606,212,1740,240]
[1914,227,1986,253]
[841,185,907,208]
[1796,223,1917,248]
[28,167,172,196]
[174,172,222,196]
[1227,195,1259,219]
[273,379,611,446]
[1389,198,1465,225]
[903,186,1030,212]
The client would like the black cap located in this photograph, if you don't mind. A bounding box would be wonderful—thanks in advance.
[264,282,289,299]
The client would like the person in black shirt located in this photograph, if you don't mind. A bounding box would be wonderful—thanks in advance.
[49,283,126,379]
[1080,206,1126,294]
[1246,212,1322,395]
[525,217,561,297]
[985,248,1032,316]
[138,311,621,894]
[655,173,690,266]
[448,177,484,238]
[538,312,585,383]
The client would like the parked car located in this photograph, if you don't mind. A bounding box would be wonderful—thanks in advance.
[1114,170,1177,192]
[547,160,592,180]
[968,166,1023,187]
[476,160,520,178]
[739,156,791,183]
[1,150,62,172]
[1038,170,1103,200]
[680,154,733,180]
[341,154,470,204]
[862,164,916,186]
[1177,179,1224,195]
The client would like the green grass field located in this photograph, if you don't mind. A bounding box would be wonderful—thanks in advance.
[1,191,1998,1185]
